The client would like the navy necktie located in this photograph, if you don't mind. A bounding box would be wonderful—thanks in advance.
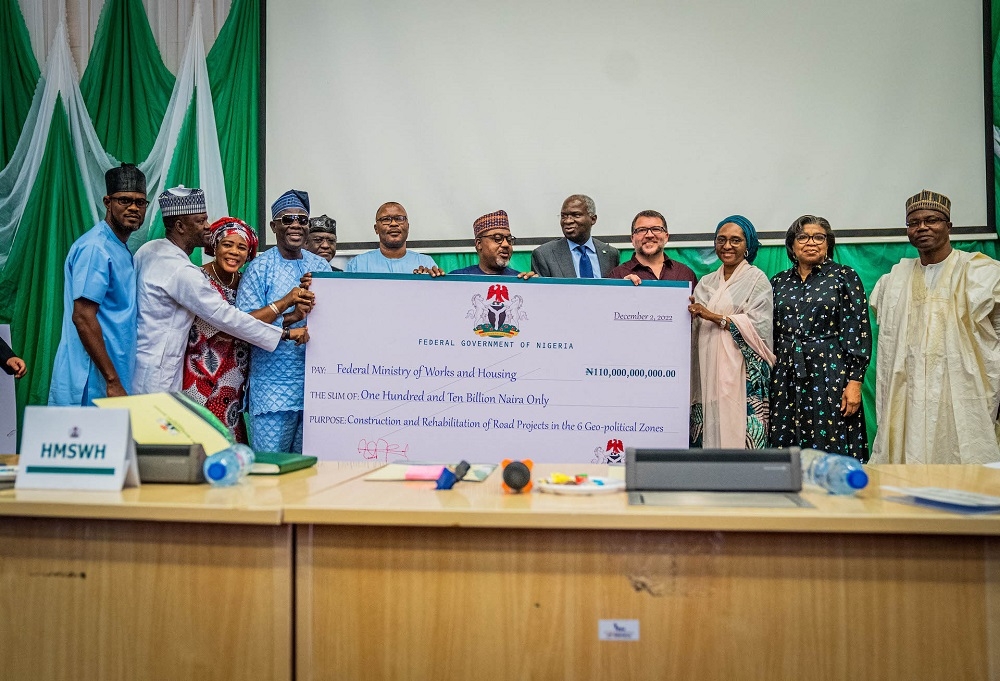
[576,244,595,278]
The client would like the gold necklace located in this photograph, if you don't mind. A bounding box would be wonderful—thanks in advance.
[212,261,236,288]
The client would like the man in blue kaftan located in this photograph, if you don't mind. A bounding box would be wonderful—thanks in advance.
[237,190,331,452]
[345,202,441,274]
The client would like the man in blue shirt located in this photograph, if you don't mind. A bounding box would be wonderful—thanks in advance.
[49,163,147,405]
[237,190,330,452]
[346,202,442,274]
[450,210,535,279]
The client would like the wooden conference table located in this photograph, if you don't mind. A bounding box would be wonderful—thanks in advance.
[1,461,998,681]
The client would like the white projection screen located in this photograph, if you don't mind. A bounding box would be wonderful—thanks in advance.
[265,0,989,248]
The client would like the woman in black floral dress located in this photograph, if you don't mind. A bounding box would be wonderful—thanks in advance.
[769,215,872,461]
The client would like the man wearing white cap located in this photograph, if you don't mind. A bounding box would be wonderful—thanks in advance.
[132,186,307,396]
[871,189,1000,464]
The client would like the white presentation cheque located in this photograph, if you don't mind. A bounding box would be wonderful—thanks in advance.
[303,273,691,463]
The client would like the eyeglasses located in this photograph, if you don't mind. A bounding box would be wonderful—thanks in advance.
[794,233,827,244]
[905,216,947,229]
[280,214,310,226]
[112,196,149,209]
[377,215,408,225]
[632,226,666,236]
[714,236,745,247]
[310,235,337,245]
[479,233,517,245]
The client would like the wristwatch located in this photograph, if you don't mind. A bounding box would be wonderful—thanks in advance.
[718,316,728,329]
[281,328,291,341]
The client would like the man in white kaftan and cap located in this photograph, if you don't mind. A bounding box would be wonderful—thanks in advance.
[132,187,306,395]
[870,189,1000,464]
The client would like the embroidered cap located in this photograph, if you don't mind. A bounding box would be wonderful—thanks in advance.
[158,186,206,217]
[473,210,510,237]
[309,214,337,234]
[271,189,310,219]
[905,189,950,219]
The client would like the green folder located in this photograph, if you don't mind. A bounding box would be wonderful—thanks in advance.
[249,452,318,475]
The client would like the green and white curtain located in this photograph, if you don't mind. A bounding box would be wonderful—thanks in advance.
[1,0,999,448]
[0,0,258,434]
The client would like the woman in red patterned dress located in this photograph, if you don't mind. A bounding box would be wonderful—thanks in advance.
[182,217,313,442]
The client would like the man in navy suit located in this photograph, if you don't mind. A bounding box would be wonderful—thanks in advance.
[530,194,619,278]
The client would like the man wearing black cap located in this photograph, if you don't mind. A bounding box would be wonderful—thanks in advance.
[307,214,341,270]
[49,163,147,405]
[871,189,1000,464]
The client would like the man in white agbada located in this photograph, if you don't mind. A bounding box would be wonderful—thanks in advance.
[132,187,307,394]
[870,189,1000,464]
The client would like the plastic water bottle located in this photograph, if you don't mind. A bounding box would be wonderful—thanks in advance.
[203,444,255,486]
[801,448,868,495]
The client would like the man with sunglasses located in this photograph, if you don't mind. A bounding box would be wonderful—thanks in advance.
[237,189,330,453]
[449,210,535,278]
[345,202,440,274]
[870,189,1000,464]
[49,163,147,405]
[608,210,697,287]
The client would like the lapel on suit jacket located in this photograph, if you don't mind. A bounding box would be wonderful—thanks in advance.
[592,238,616,277]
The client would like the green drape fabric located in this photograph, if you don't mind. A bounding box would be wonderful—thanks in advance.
[0,100,94,434]
[80,0,174,163]
[0,0,40,167]
[207,0,259,226]
[154,96,203,264]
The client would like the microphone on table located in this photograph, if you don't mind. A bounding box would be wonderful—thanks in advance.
[501,459,533,493]
[435,460,471,490]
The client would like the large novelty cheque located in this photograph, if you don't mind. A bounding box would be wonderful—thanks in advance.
[303,273,691,463]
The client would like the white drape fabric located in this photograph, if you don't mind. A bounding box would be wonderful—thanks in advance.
[131,3,228,249]
[17,0,232,75]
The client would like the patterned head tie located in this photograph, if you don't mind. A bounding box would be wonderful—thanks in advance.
[105,163,146,195]
[716,214,760,264]
[905,189,950,220]
[271,189,310,219]
[158,186,206,217]
[206,216,258,262]
[473,210,510,237]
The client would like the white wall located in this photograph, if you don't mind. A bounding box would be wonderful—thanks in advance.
[267,0,989,245]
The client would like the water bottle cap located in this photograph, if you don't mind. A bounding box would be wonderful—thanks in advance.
[206,461,227,482]
[847,468,868,489]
